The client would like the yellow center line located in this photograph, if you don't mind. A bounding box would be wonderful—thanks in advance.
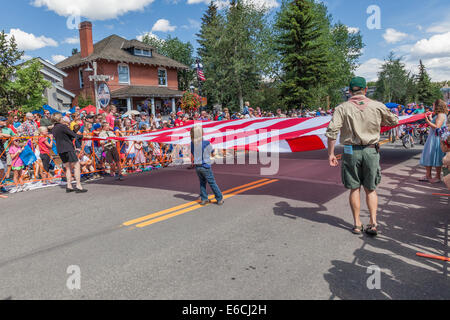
[135,179,279,228]
[122,178,270,226]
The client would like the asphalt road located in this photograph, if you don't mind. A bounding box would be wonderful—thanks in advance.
[1,143,449,300]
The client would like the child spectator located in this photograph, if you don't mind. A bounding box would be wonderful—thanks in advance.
[9,138,25,193]
[125,140,136,172]
[77,149,95,175]
[134,141,146,171]
[99,122,123,181]
[38,127,53,185]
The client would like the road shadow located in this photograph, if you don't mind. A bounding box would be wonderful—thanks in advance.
[273,201,353,232]
[323,164,450,300]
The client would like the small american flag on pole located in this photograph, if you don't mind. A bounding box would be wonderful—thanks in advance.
[196,61,206,81]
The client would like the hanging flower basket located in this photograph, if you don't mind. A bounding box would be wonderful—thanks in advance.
[180,91,202,113]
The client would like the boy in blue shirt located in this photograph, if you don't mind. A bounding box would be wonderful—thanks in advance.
[190,125,224,206]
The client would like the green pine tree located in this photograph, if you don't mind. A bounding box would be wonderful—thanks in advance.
[196,2,223,105]
[416,60,442,105]
[275,0,330,109]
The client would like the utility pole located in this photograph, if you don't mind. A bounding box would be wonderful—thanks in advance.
[87,61,110,114]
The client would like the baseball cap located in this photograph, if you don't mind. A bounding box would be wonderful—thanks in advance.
[349,77,367,91]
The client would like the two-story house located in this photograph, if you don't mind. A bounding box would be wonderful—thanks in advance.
[56,21,188,115]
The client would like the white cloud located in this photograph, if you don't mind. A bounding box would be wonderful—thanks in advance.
[31,0,155,21]
[136,31,160,42]
[383,28,408,44]
[410,31,450,58]
[418,57,450,82]
[64,36,79,44]
[186,0,279,10]
[21,55,33,61]
[426,21,450,34]
[6,29,58,51]
[347,27,359,34]
[182,19,201,30]
[151,19,176,32]
[51,54,67,64]
[355,58,384,82]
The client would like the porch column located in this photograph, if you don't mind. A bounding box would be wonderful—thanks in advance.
[171,98,176,114]
[151,97,155,116]
[126,98,132,112]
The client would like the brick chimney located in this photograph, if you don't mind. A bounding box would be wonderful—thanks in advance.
[79,21,94,58]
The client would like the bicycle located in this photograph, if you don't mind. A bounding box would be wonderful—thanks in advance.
[400,125,416,149]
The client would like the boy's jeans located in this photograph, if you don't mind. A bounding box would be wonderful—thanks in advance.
[195,166,223,202]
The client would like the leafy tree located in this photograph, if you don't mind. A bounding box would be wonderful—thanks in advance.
[197,0,274,111]
[142,35,195,91]
[247,81,283,111]
[325,22,364,108]
[8,59,51,112]
[0,30,23,114]
[274,0,330,109]
[77,93,94,108]
[374,52,410,104]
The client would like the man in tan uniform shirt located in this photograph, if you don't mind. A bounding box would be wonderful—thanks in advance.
[326,77,399,236]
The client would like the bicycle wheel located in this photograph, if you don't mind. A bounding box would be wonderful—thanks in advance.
[402,136,411,149]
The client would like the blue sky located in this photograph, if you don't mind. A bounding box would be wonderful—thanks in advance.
[2,0,450,81]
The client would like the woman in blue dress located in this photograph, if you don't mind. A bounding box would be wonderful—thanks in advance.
[419,99,448,183]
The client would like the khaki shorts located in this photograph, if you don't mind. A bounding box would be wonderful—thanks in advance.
[341,146,381,191]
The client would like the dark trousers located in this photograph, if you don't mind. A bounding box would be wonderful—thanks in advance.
[195,166,223,202]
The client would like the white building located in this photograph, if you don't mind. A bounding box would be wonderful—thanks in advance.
[36,58,75,111]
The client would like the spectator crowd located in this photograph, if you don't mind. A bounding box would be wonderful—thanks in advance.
[1,99,449,194]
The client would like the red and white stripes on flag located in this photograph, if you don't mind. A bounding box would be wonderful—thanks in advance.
[197,62,206,81]
[97,114,426,153]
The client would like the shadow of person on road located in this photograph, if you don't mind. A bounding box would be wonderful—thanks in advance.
[323,163,449,300]
[173,193,199,202]
[273,201,353,232]
[324,245,450,300]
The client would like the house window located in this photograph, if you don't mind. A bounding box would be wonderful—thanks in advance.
[79,69,84,88]
[158,68,167,86]
[118,64,130,84]
[134,48,152,57]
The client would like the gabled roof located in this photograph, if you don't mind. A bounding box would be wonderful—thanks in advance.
[55,34,188,70]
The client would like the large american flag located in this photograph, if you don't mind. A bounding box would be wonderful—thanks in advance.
[196,62,206,81]
[95,114,426,153]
